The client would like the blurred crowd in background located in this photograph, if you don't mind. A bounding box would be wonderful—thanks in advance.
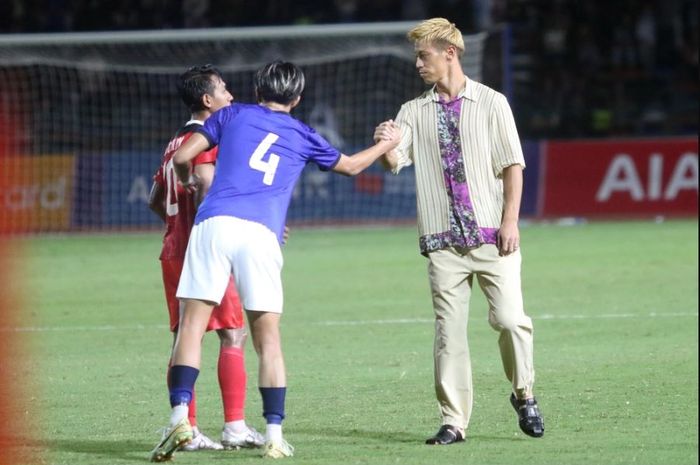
[507,0,698,138]
[1,0,697,139]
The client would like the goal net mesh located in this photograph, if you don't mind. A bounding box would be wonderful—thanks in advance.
[0,23,502,233]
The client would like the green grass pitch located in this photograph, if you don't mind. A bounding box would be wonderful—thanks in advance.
[23,219,698,464]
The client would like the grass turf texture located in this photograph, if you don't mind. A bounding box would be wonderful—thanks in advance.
[24,220,698,465]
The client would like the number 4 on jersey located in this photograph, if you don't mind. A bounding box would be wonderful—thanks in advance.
[249,133,280,185]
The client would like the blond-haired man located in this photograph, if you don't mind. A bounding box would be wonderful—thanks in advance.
[376,18,544,445]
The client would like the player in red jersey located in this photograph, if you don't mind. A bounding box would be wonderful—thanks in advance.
[148,65,263,455]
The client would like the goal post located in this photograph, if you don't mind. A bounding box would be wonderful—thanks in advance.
[0,22,505,233]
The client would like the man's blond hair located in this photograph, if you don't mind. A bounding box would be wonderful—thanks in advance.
[407,18,465,56]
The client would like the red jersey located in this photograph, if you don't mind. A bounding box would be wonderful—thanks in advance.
[154,121,217,260]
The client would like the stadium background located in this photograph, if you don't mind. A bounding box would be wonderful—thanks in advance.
[0,0,697,232]
[0,2,697,465]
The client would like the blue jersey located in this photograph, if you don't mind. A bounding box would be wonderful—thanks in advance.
[194,103,341,242]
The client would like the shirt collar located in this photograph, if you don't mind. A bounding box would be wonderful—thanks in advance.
[420,77,476,106]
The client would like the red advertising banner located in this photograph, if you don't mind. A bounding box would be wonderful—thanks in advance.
[541,138,698,217]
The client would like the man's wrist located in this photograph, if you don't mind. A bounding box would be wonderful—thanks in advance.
[181,173,199,187]
[180,173,200,188]
[174,161,191,185]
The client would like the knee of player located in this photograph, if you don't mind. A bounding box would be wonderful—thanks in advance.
[218,327,248,348]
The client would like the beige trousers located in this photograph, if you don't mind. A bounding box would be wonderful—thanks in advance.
[427,244,535,430]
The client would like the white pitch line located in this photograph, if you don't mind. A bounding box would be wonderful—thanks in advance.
[0,312,697,332]
[314,312,699,326]
[536,311,698,320]
[0,324,169,333]
[315,318,433,326]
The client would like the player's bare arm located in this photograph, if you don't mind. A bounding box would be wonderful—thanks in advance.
[333,122,400,176]
[193,162,215,207]
[498,164,523,256]
[148,181,166,222]
[380,149,400,171]
[172,132,211,189]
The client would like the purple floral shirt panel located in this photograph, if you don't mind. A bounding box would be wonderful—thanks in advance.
[420,227,499,256]
[428,95,492,255]
[479,227,499,245]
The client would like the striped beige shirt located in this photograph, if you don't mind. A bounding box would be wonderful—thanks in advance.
[392,78,525,248]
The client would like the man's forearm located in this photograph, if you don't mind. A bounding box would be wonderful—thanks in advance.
[381,149,399,171]
[334,140,397,176]
[193,163,215,207]
[502,164,523,223]
[173,133,210,184]
[148,182,166,222]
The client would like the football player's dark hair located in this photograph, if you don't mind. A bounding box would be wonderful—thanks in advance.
[177,64,222,112]
[254,61,305,105]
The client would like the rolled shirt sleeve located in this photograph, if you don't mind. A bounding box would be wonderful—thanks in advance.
[490,93,525,179]
[392,104,415,174]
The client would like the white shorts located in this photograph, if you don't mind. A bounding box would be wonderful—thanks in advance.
[176,216,284,313]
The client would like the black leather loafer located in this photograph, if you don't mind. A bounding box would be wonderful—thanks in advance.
[510,393,545,438]
[425,425,465,445]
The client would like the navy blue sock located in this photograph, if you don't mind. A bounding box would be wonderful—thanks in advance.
[169,365,199,407]
[259,387,286,424]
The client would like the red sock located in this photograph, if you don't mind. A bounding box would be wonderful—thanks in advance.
[168,361,197,426]
[189,389,197,426]
[218,346,246,422]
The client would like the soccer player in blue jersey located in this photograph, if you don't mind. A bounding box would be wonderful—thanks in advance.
[149,61,400,461]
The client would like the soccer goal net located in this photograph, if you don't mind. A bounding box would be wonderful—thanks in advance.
[0,22,504,233]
